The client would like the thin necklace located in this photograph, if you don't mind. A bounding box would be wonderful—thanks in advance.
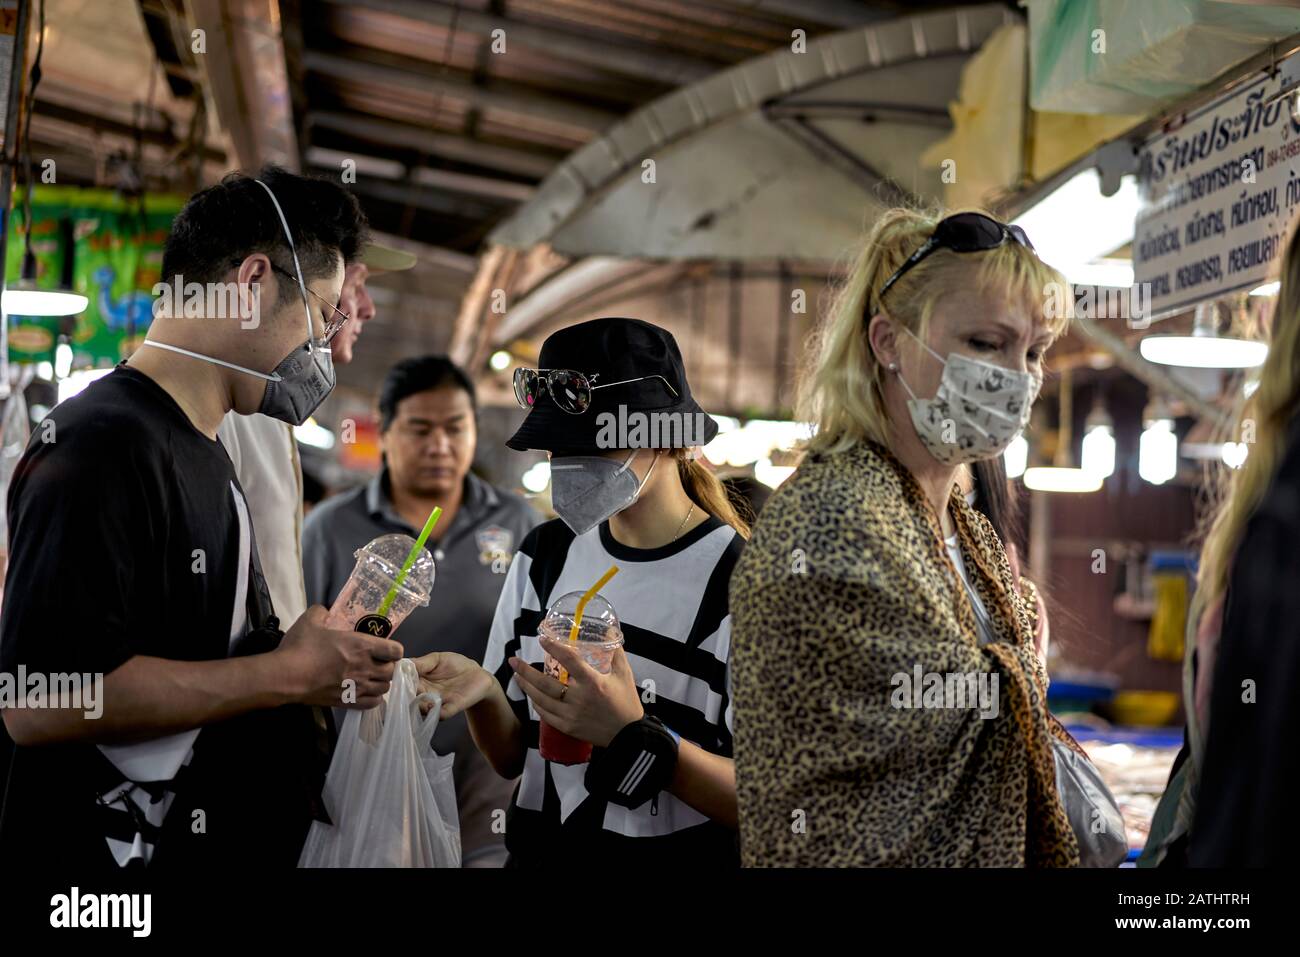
[671,501,695,542]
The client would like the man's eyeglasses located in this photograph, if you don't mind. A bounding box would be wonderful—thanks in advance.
[268,262,350,344]
[874,212,1035,312]
[512,368,680,415]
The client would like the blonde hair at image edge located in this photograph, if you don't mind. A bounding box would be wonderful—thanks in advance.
[1198,220,1300,606]
[797,206,1072,456]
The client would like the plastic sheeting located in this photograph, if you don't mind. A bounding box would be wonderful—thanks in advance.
[489,4,1019,261]
[920,24,1026,209]
[1028,0,1300,115]
[922,22,1141,209]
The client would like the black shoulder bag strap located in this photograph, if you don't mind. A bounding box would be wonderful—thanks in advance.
[228,501,336,832]
[233,509,281,652]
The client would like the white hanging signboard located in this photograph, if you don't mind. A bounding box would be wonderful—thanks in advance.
[1134,51,1300,318]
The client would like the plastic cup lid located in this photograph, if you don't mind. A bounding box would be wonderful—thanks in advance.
[543,589,621,641]
[354,533,436,600]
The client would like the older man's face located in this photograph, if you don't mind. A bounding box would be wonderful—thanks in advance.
[331,263,376,365]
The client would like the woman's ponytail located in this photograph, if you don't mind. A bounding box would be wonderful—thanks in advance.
[674,450,752,539]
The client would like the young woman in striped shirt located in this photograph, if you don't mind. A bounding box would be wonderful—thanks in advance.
[413,318,749,867]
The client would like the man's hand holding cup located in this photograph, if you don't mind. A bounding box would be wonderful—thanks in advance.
[276,605,404,709]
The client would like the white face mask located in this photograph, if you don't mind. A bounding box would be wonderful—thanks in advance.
[894,325,1040,466]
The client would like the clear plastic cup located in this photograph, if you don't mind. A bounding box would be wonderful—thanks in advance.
[327,533,435,638]
[537,590,623,765]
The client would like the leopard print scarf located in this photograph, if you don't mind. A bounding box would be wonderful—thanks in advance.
[730,440,1079,866]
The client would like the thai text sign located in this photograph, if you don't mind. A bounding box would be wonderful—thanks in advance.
[1135,52,1300,317]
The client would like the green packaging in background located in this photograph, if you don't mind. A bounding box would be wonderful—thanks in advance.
[70,190,184,366]
[6,186,185,368]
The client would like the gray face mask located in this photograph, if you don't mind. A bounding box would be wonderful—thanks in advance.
[142,336,336,428]
[142,178,336,427]
[256,338,336,426]
[549,449,658,536]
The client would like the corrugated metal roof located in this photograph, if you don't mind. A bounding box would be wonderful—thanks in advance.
[288,0,999,253]
[28,0,1014,393]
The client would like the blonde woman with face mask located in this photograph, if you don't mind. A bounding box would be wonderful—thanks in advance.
[730,209,1094,867]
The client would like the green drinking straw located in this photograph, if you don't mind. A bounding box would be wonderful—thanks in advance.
[377,505,442,617]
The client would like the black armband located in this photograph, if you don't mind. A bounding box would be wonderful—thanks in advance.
[584,716,679,809]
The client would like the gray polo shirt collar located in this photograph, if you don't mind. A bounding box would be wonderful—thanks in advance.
[365,468,500,540]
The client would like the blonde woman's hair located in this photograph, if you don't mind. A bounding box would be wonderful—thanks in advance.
[674,449,751,539]
[798,206,1072,455]
[1197,229,1300,605]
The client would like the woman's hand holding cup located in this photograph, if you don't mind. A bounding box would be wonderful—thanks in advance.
[514,637,644,748]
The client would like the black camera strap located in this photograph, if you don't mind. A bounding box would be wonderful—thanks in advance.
[233,506,335,825]
[234,508,280,648]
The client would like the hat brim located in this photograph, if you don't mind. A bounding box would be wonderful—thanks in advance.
[360,242,417,272]
[506,396,718,454]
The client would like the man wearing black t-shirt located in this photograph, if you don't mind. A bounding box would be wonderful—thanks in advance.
[0,167,403,869]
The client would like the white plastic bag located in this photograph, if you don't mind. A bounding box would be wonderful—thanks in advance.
[299,659,461,867]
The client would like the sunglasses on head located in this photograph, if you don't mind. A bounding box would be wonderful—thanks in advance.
[874,212,1035,310]
[512,368,680,415]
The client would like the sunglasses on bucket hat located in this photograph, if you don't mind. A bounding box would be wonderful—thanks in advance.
[512,367,680,415]
[874,212,1035,310]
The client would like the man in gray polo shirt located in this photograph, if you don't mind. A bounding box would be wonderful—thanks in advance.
[303,355,541,867]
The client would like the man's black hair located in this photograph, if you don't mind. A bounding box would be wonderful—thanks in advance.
[379,355,477,430]
[160,165,369,303]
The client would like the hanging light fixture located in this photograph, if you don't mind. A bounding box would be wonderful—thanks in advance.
[521,460,551,493]
[1182,409,1250,467]
[0,0,88,320]
[5,198,89,317]
[3,283,88,316]
[1080,392,1116,480]
[1023,462,1102,492]
[1221,442,1248,469]
[1023,368,1103,493]
[1139,395,1178,485]
[1011,168,1141,287]
[1003,434,1028,479]
[1139,301,1266,369]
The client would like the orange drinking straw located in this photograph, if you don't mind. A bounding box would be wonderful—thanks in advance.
[560,564,619,684]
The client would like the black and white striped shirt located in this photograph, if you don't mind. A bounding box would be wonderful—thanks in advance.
[483,515,741,866]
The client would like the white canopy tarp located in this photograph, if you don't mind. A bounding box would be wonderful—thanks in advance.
[488,4,1019,261]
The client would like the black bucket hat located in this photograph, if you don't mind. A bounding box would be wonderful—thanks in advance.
[506,317,718,455]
